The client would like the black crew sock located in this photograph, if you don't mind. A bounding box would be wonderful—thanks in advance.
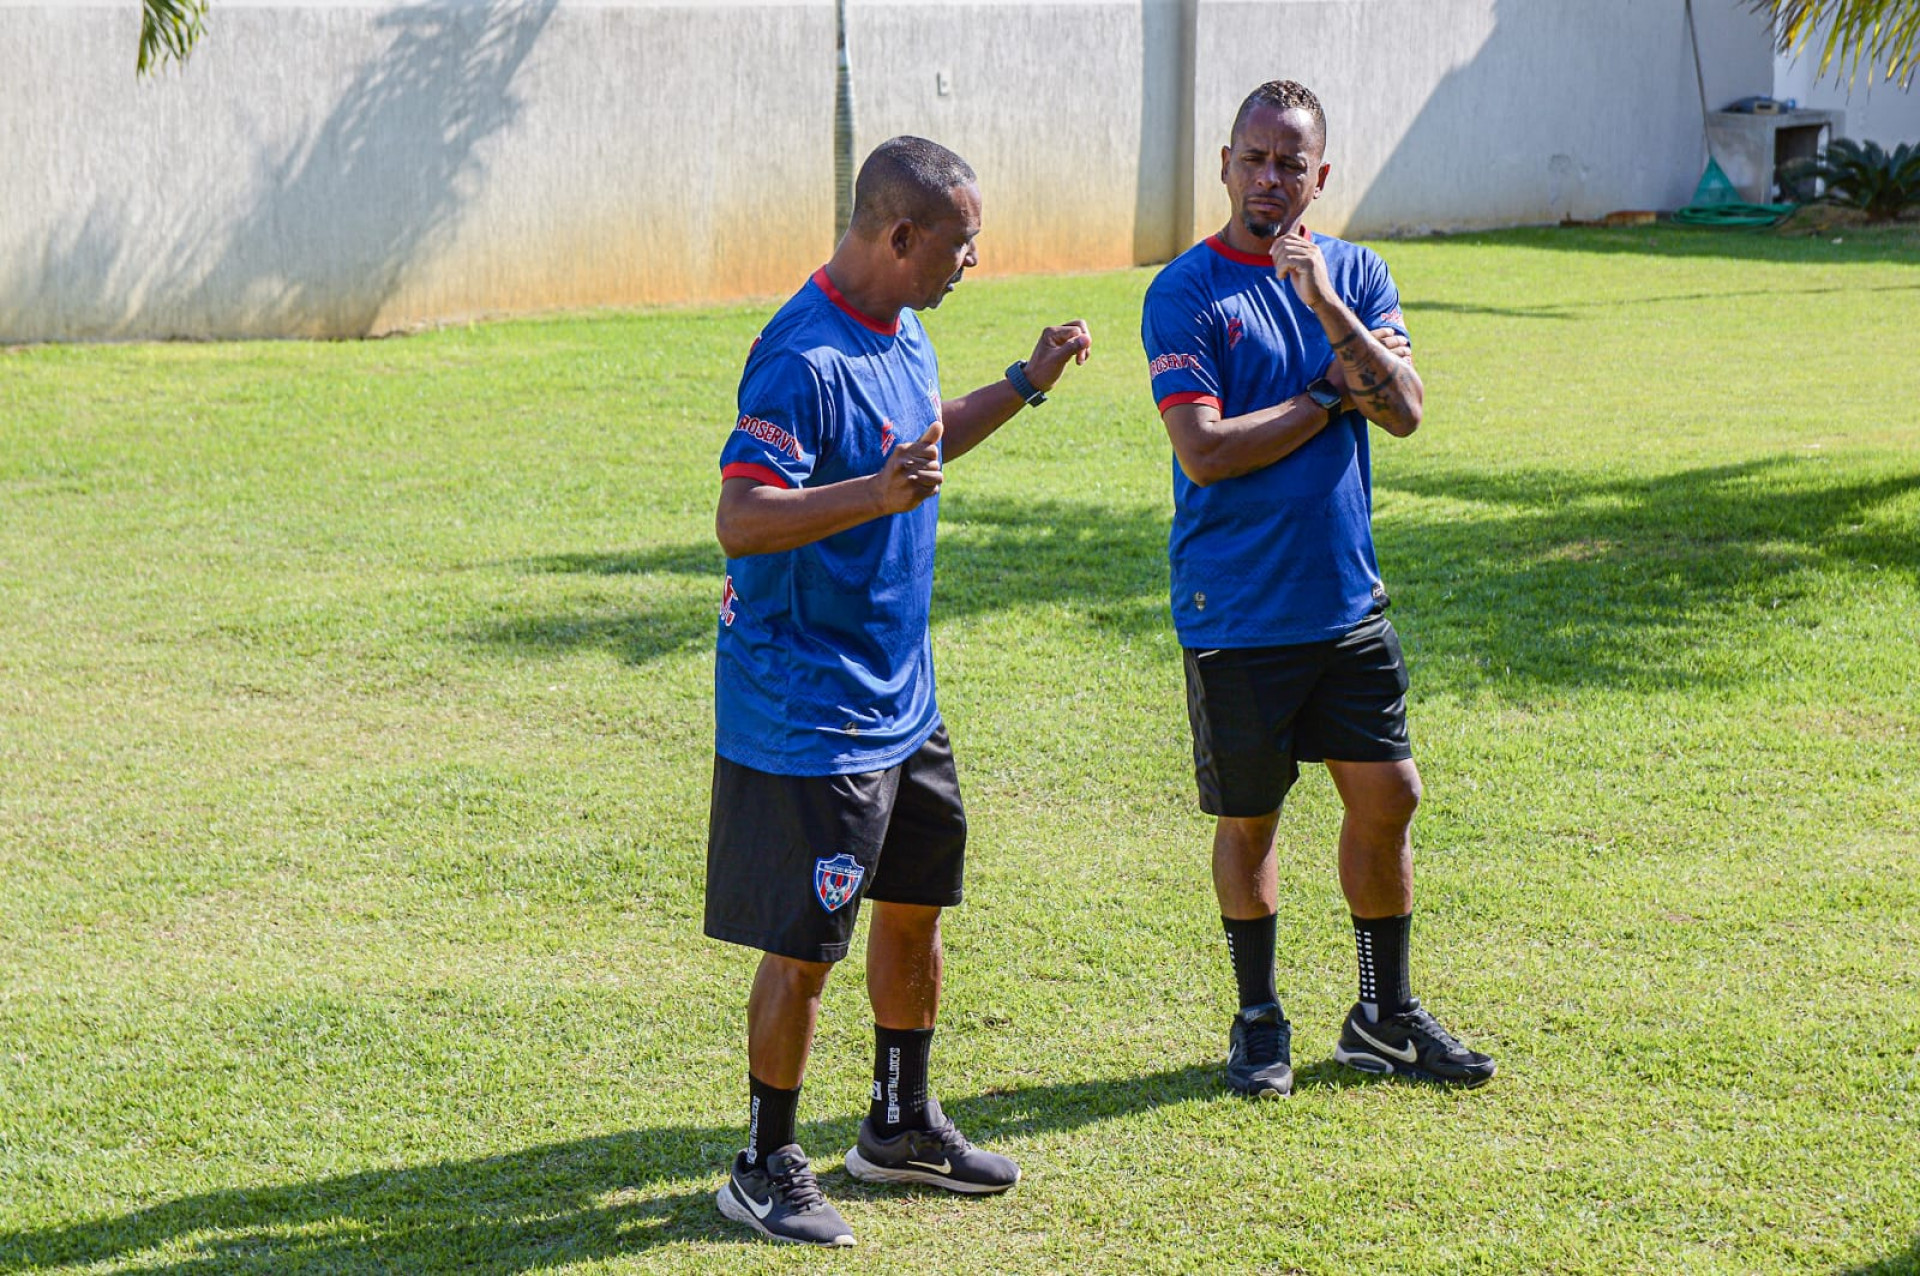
[745,1074,800,1166]
[1353,912,1413,1021]
[1222,913,1279,1012]
[869,1025,935,1136]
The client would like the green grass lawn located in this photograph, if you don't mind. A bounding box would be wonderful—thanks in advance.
[2,226,1917,1274]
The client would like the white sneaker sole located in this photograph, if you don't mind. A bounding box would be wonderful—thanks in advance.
[843,1146,1020,1195]
[1332,1044,1396,1075]
[1334,1043,1496,1087]
[714,1181,856,1246]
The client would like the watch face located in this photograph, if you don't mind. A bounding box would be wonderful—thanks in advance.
[1309,383,1341,409]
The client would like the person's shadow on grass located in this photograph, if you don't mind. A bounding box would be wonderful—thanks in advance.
[0,1064,1238,1273]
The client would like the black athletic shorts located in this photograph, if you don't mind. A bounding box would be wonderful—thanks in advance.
[704,724,967,964]
[1183,610,1413,819]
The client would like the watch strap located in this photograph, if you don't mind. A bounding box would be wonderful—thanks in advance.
[1006,360,1047,406]
[1305,377,1343,414]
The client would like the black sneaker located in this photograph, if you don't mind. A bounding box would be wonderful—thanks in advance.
[844,1100,1020,1194]
[715,1144,855,1246]
[1334,999,1496,1086]
[1225,1001,1294,1098]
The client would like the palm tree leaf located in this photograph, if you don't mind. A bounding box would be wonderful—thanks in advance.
[137,0,208,75]
[1750,0,1920,89]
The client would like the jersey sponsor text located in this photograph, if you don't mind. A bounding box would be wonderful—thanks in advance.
[734,413,803,459]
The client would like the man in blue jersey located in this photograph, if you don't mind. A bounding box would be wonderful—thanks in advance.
[707,135,1092,1246]
[1142,81,1495,1098]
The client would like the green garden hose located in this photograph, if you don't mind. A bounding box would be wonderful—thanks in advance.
[1671,201,1796,226]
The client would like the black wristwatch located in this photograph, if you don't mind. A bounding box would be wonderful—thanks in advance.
[1005,360,1047,407]
[1304,377,1343,416]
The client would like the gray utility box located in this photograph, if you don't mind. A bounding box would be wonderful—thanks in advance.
[1705,108,1845,203]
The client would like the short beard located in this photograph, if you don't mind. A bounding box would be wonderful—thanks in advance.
[1241,212,1280,240]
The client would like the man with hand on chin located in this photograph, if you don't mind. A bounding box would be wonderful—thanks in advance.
[707,135,1090,1247]
[1142,80,1495,1100]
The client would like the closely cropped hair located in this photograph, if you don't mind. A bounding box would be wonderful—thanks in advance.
[850,136,977,234]
[1232,80,1327,149]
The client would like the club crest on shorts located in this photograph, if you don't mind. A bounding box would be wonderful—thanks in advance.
[813,853,865,913]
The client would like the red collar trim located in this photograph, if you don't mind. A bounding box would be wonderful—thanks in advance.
[811,267,900,336]
[1205,231,1310,268]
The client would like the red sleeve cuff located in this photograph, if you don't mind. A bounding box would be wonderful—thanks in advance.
[721,461,793,489]
[1157,391,1223,414]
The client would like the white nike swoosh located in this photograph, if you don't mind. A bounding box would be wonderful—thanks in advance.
[1351,1020,1418,1063]
[1195,650,1221,660]
[907,1158,952,1174]
[735,1180,774,1219]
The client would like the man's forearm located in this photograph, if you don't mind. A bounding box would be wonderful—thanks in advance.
[1316,301,1423,436]
[1164,395,1333,487]
[939,380,1025,461]
[716,475,883,557]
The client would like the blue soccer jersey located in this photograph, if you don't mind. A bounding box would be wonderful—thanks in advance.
[714,268,947,777]
[1141,232,1409,647]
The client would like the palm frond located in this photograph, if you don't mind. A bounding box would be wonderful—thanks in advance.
[1749,0,1920,89]
[138,0,209,76]
[1781,135,1920,217]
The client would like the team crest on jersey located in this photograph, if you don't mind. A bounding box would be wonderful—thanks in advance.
[880,419,897,455]
[719,574,737,627]
[1227,317,1245,349]
[813,853,865,913]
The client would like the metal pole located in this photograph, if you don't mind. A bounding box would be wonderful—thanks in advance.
[1685,0,1716,163]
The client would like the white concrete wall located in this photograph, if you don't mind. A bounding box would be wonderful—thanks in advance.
[4,0,1802,341]
[1,0,836,340]
[844,0,1189,277]
[1184,0,1778,240]
[1774,47,1920,146]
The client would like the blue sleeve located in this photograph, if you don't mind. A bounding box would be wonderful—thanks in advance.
[1354,249,1407,339]
[719,347,830,489]
[1142,270,1224,413]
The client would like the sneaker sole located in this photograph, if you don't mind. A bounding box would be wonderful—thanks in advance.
[714,1182,857,1246]
[1333,1044,1495,1087]
[843,1146,1019,1195]
[1226,1074,1293,1099]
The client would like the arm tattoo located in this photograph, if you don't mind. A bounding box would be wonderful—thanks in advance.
[1333,335,1416,424]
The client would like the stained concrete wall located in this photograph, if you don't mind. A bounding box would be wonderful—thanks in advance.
[4,0,1794,341]
[1,0,836,340]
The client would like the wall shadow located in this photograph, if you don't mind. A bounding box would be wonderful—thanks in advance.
[462,493,1175,667]
[1840,1238,1920,1275]
[1377,458,1918,695]
[468,456,1916,701]
[0,1065,1214,1273]
[1406,277,1920,320]
[1417,224,1920,265]
[1,0,554,340]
